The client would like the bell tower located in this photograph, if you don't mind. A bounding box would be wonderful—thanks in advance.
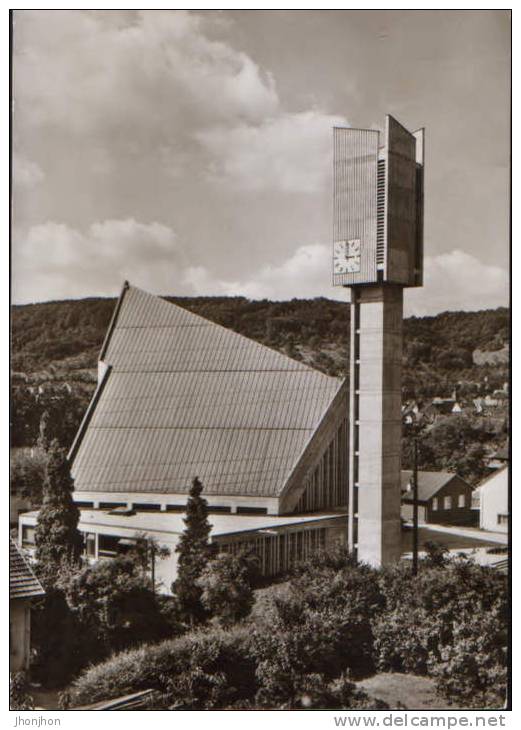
[333,115,424,566]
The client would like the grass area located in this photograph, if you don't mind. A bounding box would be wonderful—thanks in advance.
[355,673,465,710]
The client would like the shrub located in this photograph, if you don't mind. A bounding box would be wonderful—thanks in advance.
[198,552,257,626]
[60,556,171,661]
[67,625,257,708]
[10,672,34,710]
[429,609,508,708]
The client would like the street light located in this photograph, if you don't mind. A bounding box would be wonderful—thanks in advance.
[403,412,424,576]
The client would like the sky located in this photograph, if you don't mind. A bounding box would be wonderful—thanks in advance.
[11,9,510,315]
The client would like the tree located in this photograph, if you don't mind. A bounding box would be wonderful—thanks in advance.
[34,441,83,587]
[198,552,257,626]
[172,477,214,623]
[61,556,170,661]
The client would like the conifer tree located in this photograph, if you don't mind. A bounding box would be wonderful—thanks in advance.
[172,477,213,623]
[35,440,83,587]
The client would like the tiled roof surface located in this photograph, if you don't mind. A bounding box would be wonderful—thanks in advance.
[72,285,343,498]
[401,469,465,502]
[10,538,44,600]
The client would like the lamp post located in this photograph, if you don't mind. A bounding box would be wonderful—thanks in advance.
[404,413,423,576]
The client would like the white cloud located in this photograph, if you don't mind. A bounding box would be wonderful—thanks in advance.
[12,155,44,189]
[405,249,508,316]
[184,244,346,301]
[13,10,279,136]
[185,246,508,317]
[197,111,349,194]
[12,219,188,304]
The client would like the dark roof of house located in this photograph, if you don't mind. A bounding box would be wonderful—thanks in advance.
[401,470,469,502]
[70,284,345,499]
[10,538,44,600]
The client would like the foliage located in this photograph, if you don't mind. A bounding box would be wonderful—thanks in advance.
[59,556,172,662]
[31,584,86,686]
[198,551,258,626]
[172,477,214,623]
[429,609,507,708]
[10,447,47,506]
[34,441,83,588]
[373,557,508,707]
[63,548,507,709]
[10,672,35,710]
[65,626,257,709]
[11,385,90,450]
[255,547,384,680]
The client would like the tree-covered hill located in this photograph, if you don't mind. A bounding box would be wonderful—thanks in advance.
[11,296,509,479]
[11,294,509,381]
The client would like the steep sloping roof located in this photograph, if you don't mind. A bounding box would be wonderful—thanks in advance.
[71,284,344,499]
[10,538,44,600]
[401,470,469,502]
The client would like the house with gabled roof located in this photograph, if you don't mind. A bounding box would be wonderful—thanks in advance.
[10,538,44,671]
[400,469,475,526]
[20,283,350,590]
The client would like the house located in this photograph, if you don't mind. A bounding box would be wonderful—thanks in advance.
[401,470,476,526]
[10,538,44,672]
[20,283,350,590]
[475,465,509,533]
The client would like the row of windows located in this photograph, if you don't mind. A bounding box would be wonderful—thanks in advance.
[75,501,267,515]
[218,527,327,576]
[431,494,466,511]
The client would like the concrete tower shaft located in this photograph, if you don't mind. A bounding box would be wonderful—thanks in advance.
[349,285,403,566]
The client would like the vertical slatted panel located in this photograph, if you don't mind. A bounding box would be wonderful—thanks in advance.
[333,127,378,286]
[385,115,417,285]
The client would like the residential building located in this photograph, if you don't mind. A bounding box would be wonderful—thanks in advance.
[475,465,509,533]
[10,538,44,672]
[401,470,476,526]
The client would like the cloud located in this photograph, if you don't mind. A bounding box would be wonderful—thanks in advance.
[405,249,508,315]
[183,244,346,301]
[12,219,188,304]
[13,10,279,137]
[12,155,45,189]
[185,246,508,317]
[197,111,349,194]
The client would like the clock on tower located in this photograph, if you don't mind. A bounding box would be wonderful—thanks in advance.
[332,115,424,568]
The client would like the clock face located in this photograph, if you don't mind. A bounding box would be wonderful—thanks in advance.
[333,239,361,274]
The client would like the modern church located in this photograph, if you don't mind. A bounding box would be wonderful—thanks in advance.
[19,115,424,593]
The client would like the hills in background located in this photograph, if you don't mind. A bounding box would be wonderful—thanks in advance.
[11,296,509,483]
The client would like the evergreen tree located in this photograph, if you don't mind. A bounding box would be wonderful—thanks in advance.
[172,477,213,623]
[35,440,83,587]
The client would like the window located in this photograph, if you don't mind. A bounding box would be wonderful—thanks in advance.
[98,534,122,557]
[444,496,452,510]
[432,498,438,511]
[236,506,268,515]
[133,503,160,512]
[21,525,35,546]
[497,514,508,525]
[458,494,465,508]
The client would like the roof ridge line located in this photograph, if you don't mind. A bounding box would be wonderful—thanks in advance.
[99,280,130,362]
[68,364,113,464]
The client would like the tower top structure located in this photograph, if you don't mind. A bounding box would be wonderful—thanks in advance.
[333,115,424,290]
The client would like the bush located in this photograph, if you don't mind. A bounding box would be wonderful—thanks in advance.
[10,672,35,710]
[429,609,507,708]
[60,556,172,661]
[66,625,257,708]
[198,552,257,626]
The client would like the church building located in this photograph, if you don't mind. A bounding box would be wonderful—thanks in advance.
[20,283,349,591]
